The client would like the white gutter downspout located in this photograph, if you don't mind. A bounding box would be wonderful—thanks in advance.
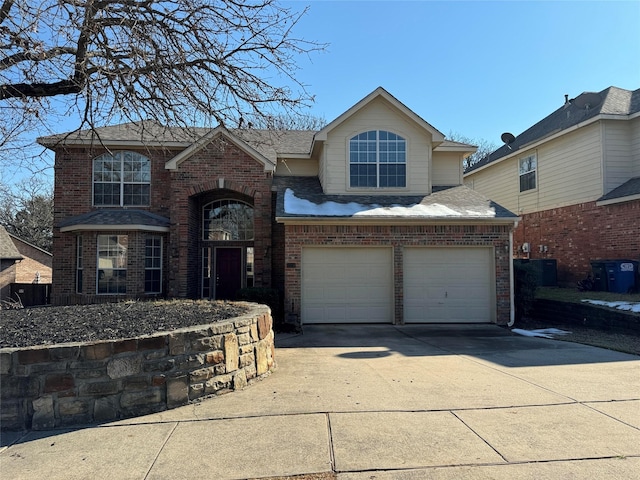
[508,229,516,327]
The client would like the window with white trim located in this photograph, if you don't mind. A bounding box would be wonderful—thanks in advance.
[519,154,537,192]
[97,235,128,294]
[93,151,150,206]
[76,235,83,293]
[349,130,406,188]
[145,236,162,293]
[203,199,254,241]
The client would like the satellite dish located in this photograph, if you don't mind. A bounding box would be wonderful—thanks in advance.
[501,132,516,145]
[572,92,602,110]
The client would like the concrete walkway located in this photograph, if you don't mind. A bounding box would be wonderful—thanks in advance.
[2,324,639,479]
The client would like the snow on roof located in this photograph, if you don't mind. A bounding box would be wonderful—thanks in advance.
[284,188,497,218]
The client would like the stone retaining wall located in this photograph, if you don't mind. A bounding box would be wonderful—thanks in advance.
[0,303,275,431]
[533,299,640,333]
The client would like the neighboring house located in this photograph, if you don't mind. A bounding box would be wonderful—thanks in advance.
[8,233,53,285]
[465,86,640,285]
[0,226,52,303]
[39,87,518,325]
[0,226,23,301]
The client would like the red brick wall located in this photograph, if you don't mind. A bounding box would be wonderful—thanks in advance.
[283,224,513,325]
[11,238,52,284]
[513,200,640,285]
[52,139,273,304]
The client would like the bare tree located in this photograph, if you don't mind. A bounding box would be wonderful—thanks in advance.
[0,0,324,173]
[0,179,53,251]
[447,131,497,172]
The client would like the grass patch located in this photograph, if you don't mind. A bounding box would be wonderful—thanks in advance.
[536,287,640,317]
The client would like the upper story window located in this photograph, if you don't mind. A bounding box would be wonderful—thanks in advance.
[349,130,406,188]
[519,154,537,192]
[93,151,151,206]
[203,199,254,241]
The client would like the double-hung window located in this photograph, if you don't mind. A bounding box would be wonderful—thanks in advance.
[519,154,537,192]
[145,236,162,294]
[350,130,406,188]
[97,235,128,294]
[93,151,151,206]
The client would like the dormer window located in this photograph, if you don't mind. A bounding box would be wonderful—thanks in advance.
[349,130,406,188]
[93,151,151,206]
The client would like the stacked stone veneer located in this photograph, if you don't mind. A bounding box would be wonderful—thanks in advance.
[0,303,275,431]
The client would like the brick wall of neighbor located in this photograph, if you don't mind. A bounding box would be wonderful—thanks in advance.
[12,238,52,284]
[0,304,275,431]
[283,224,513,325]
[513,200,640,285]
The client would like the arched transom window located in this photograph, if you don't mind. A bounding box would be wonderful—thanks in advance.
[203,200,254,241]
[349,130,406,188]
[93,151,151,206]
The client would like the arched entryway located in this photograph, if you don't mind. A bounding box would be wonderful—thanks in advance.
[200,197,255,300]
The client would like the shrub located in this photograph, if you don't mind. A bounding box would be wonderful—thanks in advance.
[236,287,283,323]
[514,262,538,321]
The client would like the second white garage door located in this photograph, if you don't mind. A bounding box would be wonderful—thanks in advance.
[301,247,393,324]
[404,247,494,323]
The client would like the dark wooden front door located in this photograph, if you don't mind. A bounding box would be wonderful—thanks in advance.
[215,247,242,300]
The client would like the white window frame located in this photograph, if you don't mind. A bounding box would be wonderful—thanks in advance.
[202,199,254,241]
[519,154,537,193]
[76,235,83,293]
[97,235,128,295]
[349,130,407,189]
[93,151,151,206]
[144,236,163,294]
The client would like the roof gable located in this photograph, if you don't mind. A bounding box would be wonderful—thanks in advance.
[164,127,276,172]
[314,87,446,144]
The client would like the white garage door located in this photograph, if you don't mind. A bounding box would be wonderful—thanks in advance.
[404,247,494,323]
[301,247,393,324]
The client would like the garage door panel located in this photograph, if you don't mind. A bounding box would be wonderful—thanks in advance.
[302,247,393,324]
[404,247,494,323]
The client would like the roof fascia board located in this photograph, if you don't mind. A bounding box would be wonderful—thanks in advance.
[38,138,190,149]
[165,128,275,173]
[277,153,312,160]
[314,87,446,143]
[596,193,640,206]
[60,224,170,233]
[464,115,604,177]
[276,216,519,226]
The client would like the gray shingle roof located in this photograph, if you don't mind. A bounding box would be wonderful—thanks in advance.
[466,86,640,173]
[58,209,171,231]
[273,177,517,221]
[0,226,23,260]
[38,122,317,158]
[597,177,640,203]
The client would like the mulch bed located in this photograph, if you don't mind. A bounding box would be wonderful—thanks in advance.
[0,300,248,348]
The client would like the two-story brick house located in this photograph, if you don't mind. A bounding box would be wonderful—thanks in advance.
[40,88,518,325]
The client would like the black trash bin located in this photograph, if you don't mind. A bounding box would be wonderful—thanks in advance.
[590,261,609,291]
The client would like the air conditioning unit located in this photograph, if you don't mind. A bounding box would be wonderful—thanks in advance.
[522,242,530,253]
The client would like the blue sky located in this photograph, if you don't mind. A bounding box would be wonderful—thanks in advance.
[6,1,640,190]
[287,0,639,144]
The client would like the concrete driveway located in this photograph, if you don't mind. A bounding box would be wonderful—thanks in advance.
[2,324,639,479]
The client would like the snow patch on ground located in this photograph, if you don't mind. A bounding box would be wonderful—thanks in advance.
[581,299,640,313]
[512,328,572,339]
